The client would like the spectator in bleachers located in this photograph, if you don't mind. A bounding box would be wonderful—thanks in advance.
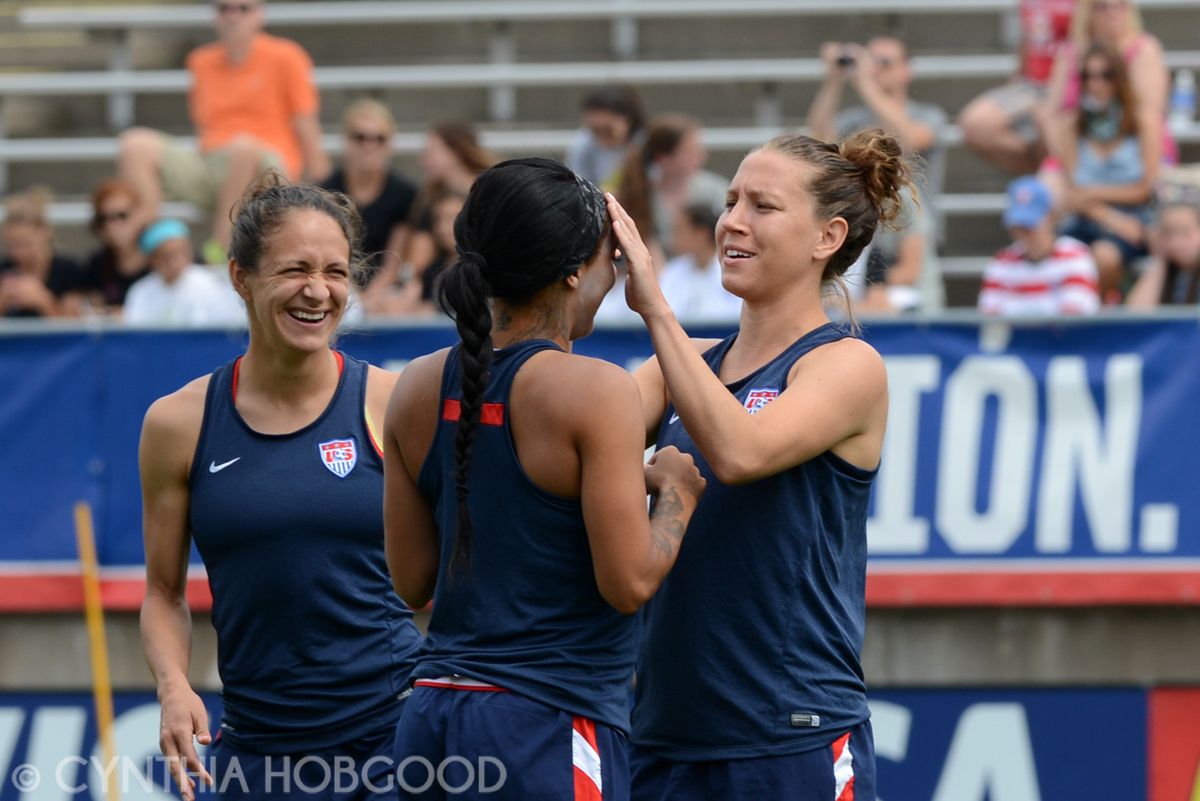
[979,176,1100,315]
[365,187,465,317]
[123,219,244,326]
[1056,44,1156,300]
[1044,0,1172,168]
[657,204,741,322]
[1127,201,1200,306]
[566,84,646,190]
[845,186,941,313]
[0,188,83,318]
[958,0,1077,174]
[320,99,417,293]
[402,122,495,279]
[81,178,149,313]
[615,114,727,266]
[807,36,947,240]
[117,0,330,260]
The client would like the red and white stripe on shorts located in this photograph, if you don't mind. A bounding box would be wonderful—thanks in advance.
[572,716,603,801]
[412,676,510,692]
[832,731,855,800]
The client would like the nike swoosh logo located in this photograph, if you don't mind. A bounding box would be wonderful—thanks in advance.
[209,457,240,473]
[669,413,680,424]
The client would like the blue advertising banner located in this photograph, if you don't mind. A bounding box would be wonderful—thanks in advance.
[2,315,1199,608]
[0,688,1148,801]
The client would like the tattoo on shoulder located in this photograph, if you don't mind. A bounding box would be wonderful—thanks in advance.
[649,488,687,558]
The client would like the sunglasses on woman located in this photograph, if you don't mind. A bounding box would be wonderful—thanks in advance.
[351,132,389,146]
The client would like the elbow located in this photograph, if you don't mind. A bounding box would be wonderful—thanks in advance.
[392,573,435,611]
[599,577,658,616]
[707,451,761,486]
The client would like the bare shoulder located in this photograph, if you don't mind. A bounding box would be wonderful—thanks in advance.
[366,363,401,409]
[792,337,887,393]
[526,352,641,415]
[388,349,451,408]
[141,375,210,479]
[143,375,209,443]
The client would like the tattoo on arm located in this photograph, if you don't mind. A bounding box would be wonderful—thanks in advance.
[649,488,686,558]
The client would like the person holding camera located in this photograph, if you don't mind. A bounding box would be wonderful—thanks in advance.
[807,37,947,234]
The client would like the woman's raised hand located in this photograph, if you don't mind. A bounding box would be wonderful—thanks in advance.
[605,193,672,321]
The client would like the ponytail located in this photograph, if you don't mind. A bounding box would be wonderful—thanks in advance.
[434,252,495,579]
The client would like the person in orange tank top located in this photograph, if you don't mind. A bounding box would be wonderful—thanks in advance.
[117,0,330,256]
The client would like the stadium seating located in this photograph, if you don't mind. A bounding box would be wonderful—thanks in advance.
[5,0,1200,298]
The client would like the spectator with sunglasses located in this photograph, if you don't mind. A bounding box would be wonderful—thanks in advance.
[1057,43,1157,299]
[80,178,149,313]
[808,37,947,243]
[118,0,330,260]
[320,100,417,297]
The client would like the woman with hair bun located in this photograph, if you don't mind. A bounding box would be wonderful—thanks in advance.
[609,129,907,800]
[384,156,706,799]
[139,176,422,801]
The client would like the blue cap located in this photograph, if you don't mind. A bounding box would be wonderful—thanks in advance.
[138,218,190,256]
[1003,176,1053,229]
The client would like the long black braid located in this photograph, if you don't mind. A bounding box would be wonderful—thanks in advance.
[434,157,607,578]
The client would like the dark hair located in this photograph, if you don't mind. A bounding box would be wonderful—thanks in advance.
[230,172,369,288]
[1076,43,1138,140]
[580,84,646,136]
[431,121,497,175]
[617,114,701,240]
[435,157,608,577]
[681,203,720,243]
[1159,202,1200,304]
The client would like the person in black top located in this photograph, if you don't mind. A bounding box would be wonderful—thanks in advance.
[320,99,417,297]
[0,188,84,318]
[81,178,149,312]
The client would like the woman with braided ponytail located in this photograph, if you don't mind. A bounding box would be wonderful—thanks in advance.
[607,129,909,800]
[383,157,706,800]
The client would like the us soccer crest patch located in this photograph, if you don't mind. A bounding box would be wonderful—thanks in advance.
[318,438,357,478]
[744,388,780,415]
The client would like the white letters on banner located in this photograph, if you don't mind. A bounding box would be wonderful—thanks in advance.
[871,353,1164,557]
[937,357,1038,554]
[930,704,1042,801]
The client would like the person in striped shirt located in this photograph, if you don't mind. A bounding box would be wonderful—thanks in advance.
[979,175,1101,316]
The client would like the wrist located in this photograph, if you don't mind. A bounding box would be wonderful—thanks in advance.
[157,675,193,702]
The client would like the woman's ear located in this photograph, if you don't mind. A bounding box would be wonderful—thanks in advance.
[230,260,252,302]
[812,216,850,263]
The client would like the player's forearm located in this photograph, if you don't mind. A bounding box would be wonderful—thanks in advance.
[643,311,760,481]
[141,589,195,698]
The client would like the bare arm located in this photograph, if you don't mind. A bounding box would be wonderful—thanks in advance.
[138,386,212,801]
[845,45,937,152]
[611,194,888,484]
[807,43,847,142]
[574,363,704,614]
[633,342,722,448]
[293,113,331,182]
[383,354,443,608]
[1126,258,1165,307]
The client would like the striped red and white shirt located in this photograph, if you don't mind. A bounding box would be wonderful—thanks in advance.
[978,236,1101,317]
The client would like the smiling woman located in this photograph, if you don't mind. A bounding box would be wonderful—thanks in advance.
[137,176,423,801]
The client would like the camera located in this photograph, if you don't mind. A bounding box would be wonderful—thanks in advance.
[837,52,856,68]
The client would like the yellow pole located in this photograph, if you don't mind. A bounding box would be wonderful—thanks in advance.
[74,502,120,801]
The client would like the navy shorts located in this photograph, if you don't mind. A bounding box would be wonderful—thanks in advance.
[205,718,400,801]
[629,720,874,801]
[393,677,629,800]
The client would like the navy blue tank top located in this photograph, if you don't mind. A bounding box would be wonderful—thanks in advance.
[414,340,638,733]
[189,353,422,753]
[633,323,877,760]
